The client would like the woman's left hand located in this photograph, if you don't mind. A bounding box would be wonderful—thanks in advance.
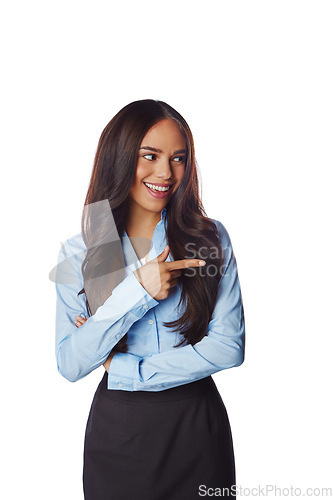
[74,315,116,373]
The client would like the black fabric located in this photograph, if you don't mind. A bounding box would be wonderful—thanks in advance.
[83,371,236,499]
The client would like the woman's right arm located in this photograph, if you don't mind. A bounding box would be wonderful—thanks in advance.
[54,238,159,383]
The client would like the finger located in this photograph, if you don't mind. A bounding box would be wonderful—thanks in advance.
[169,277,178,287]
[151,245,170,263]
[166,259,206,271]
[170,269,182,279]
[75,316,86,326]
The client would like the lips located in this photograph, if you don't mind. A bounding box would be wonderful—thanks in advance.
[143,182,173,199]
[143,182,173,189]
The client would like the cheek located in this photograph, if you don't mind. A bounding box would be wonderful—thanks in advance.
[130,164,147,194]
[135,160,152,181]
[175,166,186,184]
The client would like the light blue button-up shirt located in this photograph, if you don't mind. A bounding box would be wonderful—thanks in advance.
[54,207,245,391]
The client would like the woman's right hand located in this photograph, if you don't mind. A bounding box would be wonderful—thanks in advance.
[133,245,206,301]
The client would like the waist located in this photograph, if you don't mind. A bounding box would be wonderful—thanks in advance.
[98,371,218,403]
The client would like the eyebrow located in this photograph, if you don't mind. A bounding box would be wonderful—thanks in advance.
[139,146,187,155]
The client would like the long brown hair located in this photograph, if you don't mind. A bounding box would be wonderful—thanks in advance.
[78,99,224,353]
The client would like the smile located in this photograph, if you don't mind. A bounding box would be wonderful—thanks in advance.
[143,182,172,192]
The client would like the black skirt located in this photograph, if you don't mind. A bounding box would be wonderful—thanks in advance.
[83,371,236,500]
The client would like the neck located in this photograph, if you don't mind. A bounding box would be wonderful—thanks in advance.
[125,201,163,237]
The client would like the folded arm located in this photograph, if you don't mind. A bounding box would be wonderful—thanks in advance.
[54,238,159,383]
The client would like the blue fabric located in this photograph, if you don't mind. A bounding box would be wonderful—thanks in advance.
[54,207,245,391]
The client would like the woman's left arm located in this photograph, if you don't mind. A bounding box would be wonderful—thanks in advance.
[106,221,246,392]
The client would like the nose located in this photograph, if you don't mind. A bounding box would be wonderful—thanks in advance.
[154,157,173,180]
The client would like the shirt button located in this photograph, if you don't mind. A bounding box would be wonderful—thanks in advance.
[143,304,148,309]
[148,319,153,325]
[115,333,122,340]
[118,382,124,387]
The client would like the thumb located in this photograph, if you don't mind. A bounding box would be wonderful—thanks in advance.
[156,245,170,262]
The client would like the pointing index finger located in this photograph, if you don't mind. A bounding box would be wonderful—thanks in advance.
[166,259,206,271]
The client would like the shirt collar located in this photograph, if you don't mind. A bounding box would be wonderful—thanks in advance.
[161,207,167,221]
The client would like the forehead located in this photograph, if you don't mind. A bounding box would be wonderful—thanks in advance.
[141,119,186,147]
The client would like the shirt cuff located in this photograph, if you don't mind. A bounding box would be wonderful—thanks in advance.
[93,271,159,323]
[107,352,143,391]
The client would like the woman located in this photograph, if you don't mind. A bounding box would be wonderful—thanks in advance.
[54,99,245,499]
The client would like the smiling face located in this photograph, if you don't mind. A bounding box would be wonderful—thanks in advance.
[128,118,187,219]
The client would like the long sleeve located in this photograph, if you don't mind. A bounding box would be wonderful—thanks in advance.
[54,238,159,383]
[108,221,245,391]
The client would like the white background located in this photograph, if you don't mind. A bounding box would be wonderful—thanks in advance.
[1,1,332,498]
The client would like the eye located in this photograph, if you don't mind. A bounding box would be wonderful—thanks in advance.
[172,156,185,163]
[142,154,157,161]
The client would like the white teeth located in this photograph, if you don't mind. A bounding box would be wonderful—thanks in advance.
[144,182,171,192]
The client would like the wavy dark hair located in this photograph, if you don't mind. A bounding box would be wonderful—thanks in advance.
[78,99,224,354]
